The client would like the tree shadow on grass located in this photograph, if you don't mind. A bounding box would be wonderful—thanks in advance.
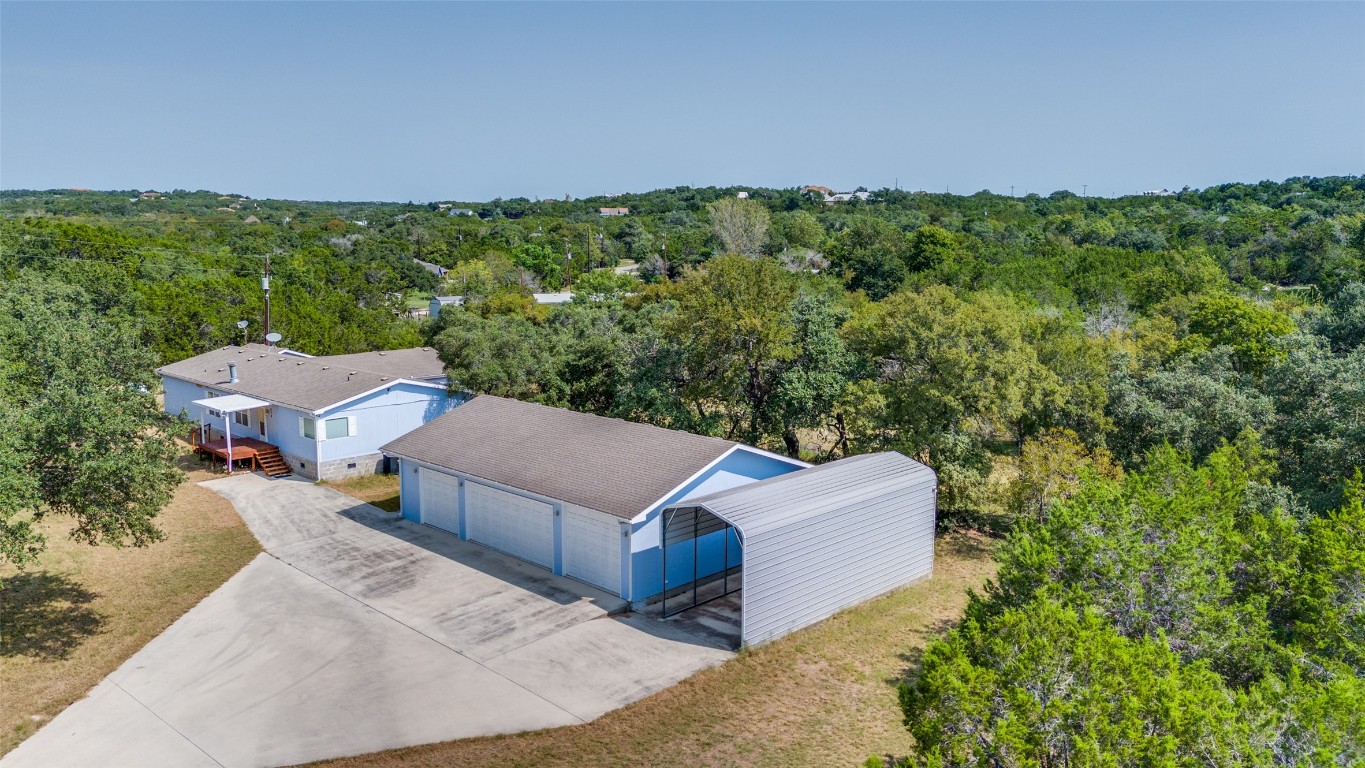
[884,617,960,690]
[1,571,104,660]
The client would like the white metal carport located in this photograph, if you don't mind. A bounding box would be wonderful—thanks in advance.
[192,394,270,473]
[660,452,937,648]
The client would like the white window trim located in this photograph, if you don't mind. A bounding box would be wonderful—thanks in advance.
[319,415,355,441]
[301,416,316,440]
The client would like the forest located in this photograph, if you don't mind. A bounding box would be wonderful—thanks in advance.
[2,176,1363,764]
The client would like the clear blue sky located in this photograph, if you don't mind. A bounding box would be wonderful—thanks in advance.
[2,2,1362,201]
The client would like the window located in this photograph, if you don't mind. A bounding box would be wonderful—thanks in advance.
[234,411,249,427]
[324,417,351,440]
[301,417,316,439]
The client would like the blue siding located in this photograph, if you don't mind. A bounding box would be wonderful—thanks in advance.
[267,405,316,465]
[399,459,422,521]
[316,384,459,461]
[162,377,202,420]
[161,374,458,472]
[628,448,805,601]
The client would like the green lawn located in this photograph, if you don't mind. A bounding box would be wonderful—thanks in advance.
[323,473,401,513]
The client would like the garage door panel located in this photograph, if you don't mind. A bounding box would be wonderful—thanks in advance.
[465,481,554,569]
[562,504,621,594]
[419,468,461,535]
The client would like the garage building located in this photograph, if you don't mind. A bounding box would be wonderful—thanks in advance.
[381,396,937,645]
[381,395,809,602]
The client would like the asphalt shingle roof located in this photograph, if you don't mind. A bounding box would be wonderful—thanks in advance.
[381,395,739,519]
[157,344,446,413]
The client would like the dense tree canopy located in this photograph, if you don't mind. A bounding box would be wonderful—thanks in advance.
[3,179,1363,751]
[0,276,183,570]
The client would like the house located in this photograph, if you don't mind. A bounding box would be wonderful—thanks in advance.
[827,191,871,203]
[736,191,749,199]
[159,344,459,480]
[244,215,261,224]
[599,207,629,217]
[381,396,938,645]
[428,292,573,317]
[139,191,162,200]
[413,258,447,277]
[448,208,477,217]
[799,185,834,197]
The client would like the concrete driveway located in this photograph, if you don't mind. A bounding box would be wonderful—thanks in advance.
[4,473,732,768]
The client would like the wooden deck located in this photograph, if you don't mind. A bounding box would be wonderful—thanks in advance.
[195,436,291,476]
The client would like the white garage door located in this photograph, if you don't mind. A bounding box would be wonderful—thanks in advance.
[419,468,461,535]
[465,481,554,569]
[562,504,622,594]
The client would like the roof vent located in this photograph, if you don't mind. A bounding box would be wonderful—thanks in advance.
[378,352,386,356]
[228,363,239,384]
[380,376,389,381]
[349,371,357,376]
[297,361,305,365]
[322,366,330,370]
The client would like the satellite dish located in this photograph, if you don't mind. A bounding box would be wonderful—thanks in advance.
[266,332,282,344]
[236,320,249,329]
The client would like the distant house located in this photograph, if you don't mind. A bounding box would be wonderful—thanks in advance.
[736,191,749,199]
[413,258,447,277]
[599,207,629,217]
[244,215,261,224]
[139,191,161,200]
[429,292,574,317]
[826,191,871,203]
[800,186,868,204]
[1142,188,1176,197]
[158,344,459,480]
[448,208,477,217]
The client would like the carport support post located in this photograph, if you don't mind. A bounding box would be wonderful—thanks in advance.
[692,507,699,610]
[224,412,234,473]
[723,521,729,595]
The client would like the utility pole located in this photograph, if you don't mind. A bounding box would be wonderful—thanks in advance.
[263,254,272,346]
[1083,184,1088,197]
[1010,185,1015,197]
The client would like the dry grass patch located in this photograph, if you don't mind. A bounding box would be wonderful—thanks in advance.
[0,454,261,756]
[301,533,996,768]
[324,474,401,513]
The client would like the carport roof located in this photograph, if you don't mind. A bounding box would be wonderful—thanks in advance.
[380,395,740,519]
[669,452,936,537]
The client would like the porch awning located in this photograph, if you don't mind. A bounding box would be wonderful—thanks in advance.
[192,394,270,413]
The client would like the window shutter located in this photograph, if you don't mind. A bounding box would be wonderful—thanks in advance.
[348,416,357,437]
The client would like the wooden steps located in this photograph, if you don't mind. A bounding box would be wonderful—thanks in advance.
[254,445,293,478]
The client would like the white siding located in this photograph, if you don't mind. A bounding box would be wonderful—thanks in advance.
[464,481,554,569]
[419,468,460,534]
[562,503,622,594]
[740,475,935,646]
